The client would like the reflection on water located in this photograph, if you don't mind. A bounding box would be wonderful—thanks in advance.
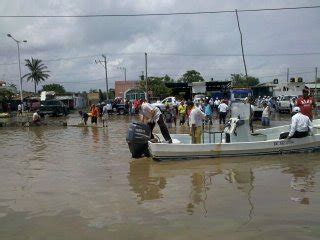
[0,114,320,239]
[128,158,167,203]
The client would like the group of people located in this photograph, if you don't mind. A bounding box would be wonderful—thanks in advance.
[280,88,316,139]
[161,97,230,129]
[137,97,232,145]
[138,88,317,144]
[79,103,108,127]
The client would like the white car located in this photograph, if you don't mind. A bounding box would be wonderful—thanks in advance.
[193,94,206,103]
[277,95,297,113]
[151,97,179,111]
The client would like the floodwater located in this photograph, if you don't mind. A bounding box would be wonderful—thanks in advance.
[0,113,319,240]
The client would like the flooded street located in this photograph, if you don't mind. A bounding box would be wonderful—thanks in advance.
[0,114,320,239]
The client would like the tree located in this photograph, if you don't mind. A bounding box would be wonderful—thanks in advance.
[0,89,13,103]
[140,76,172,98]
[23,58,50,94]
[178,70,204,83]
[98,89,104,102]
[89,89,98,93]
[163,74,174,83]
[42,83,66,94]
[230,74,259,87]
[9,83,17,88]
[108,88,115,99]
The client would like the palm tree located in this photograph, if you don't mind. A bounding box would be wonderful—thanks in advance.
[23,58,50,94]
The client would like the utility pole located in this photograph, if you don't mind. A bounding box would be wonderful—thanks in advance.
[145,52,148,101]
[95,55,109,100]
[315,67,318,101]
[118,67,127,82]
[235,9,248,78]
[102,55,108,100]
[287,68,289,83]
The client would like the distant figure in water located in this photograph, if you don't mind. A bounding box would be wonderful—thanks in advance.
[32,111,42,126]
[79,110,89,125]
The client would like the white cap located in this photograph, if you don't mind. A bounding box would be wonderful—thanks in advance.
[292,106,301,113]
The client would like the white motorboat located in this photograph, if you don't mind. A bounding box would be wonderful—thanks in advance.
[148,103,320,160]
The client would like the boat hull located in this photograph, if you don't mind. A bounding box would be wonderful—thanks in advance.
[148,135,320,160]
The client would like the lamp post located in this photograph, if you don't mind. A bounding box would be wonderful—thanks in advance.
[7,34,27,105]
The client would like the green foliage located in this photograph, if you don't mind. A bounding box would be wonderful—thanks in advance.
[140,76,172,98]
[89,89,98,93]
[108,89,115,100]
[0,89,13,102]
[98,89,104,101]
[163,74,174,83]
[230,74,259,87]
[42,83,66,94]
[23,58,50,94]
[178,70,204,83]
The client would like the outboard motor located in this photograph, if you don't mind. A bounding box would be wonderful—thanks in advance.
[126,122,151,158]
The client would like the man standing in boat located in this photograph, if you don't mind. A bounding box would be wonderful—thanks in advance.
[187,101,206,144]
[138,99,172,143]
[296,88,316,120]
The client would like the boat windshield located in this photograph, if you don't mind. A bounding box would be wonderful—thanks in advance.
[231,102,251,120]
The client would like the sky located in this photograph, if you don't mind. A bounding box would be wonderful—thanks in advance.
[0,0,319,93]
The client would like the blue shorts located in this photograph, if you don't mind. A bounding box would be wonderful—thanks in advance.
[261,117,270,126]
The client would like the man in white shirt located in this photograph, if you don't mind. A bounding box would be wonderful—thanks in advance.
[102,104,108,127]
[17,103,22,116]
[287,107,313,139]
[106,102,113,114]
[139,100,172,143]
[218,100,228,124]
[188,101,206,144]
[280,107,313,139]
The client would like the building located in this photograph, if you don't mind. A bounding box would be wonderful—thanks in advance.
[87,92,100,106]
[272,78,305,97]
[115,80,146,100]
[73,94,87,109]
[252,82,276,98]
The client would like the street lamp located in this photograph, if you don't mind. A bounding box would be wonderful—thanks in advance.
[7,33,27,105]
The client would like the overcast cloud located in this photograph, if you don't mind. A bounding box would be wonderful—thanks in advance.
[0,0,319,92]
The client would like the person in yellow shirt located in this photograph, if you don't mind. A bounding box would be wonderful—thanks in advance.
[178,101,186,125]
[187,101,206,144]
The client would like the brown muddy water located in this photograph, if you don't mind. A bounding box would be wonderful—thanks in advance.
[0,113,319,240]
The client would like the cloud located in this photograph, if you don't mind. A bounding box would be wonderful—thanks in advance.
[0,0,319,92]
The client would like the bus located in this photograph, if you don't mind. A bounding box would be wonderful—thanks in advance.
[230,89,253,102]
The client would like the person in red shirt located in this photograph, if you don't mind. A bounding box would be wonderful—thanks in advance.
[90,104,100,125]
[296,88,316,120]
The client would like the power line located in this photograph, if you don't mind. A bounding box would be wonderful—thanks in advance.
[1,51,320,66]
[150,52,320,57]
[0,5,319,18]
[256,70,315,79]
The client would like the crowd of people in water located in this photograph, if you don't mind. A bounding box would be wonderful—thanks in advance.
[9,87,315,144]
[78,88,316,133]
